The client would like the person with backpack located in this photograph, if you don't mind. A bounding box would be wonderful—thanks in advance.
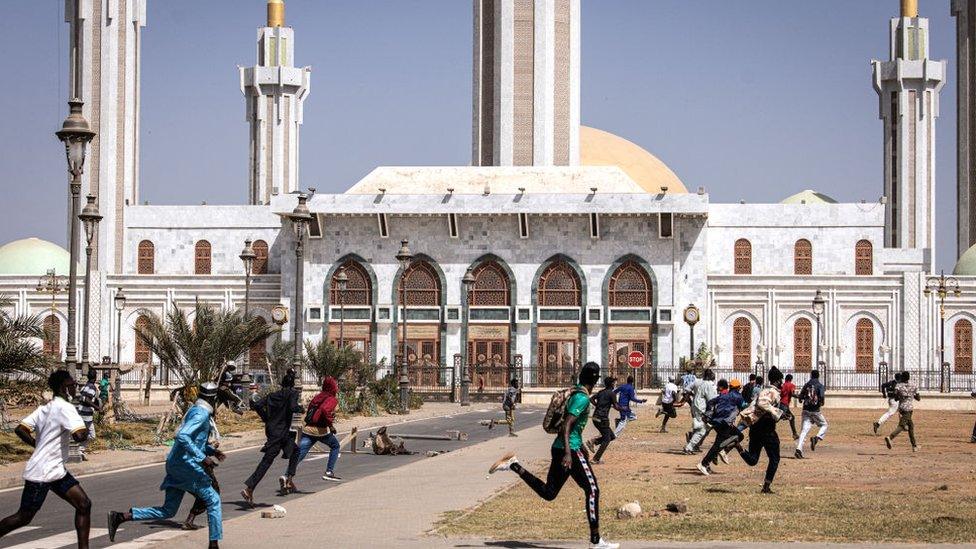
[240,371,303,506]
[0,370,92,548]
[884,371,921,452]
[729,366,786,494]
[697,378,744,475]
[795,370,827,459]
[585,377,622,463]
[874,372,903,434]
[488,378,520,436]
[684,368,717,455]
[278,376,342,493]
[487,362,619,549]
[613,375,646,435]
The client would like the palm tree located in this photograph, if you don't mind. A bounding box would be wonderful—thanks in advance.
[0,295,51,378]
[266,339,295,385]
[303,339,362,385]
[134,302,278,410]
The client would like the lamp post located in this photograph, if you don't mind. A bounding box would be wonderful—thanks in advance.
[396,240,414,414]
[878,343,890,392]
[924,271,961,393]
[335,269,348,348]
[287,195,312,371]
[113,288,126,403]
[812,290,826,371]
[56,99,96,372]
[239,240,257,370]
[78,194,102,374]
[460,269,476,406]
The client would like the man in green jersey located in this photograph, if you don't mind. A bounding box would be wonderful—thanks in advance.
[487,362,618,549]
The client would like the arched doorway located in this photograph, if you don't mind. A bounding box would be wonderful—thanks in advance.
[855,318,875,373]
[329,260,373,363]
[732,317,752,372]
[466,260,513,392]
[397,260,443,389]
[954,319,972,374]
[793,318,813,373]
[606,260,653,388]
[42,315,61,359]
[536,260,582,386]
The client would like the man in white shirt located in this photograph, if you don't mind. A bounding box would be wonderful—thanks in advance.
[655,377,681,433]
[0,370,92,548]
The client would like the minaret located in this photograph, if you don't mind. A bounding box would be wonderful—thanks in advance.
[472,0,580,167]
[952,0,976,259]
[240,0,312,205]
[872,0,946,263]
[65,0,147,273]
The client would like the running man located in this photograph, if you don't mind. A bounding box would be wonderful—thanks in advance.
[780,374,798,440]
[109,382,225,548]
[795,370,827,459]
[489,378,520,436]
[655,376,681,433]
[874,372,903,434]
[487,363,619,549]
[730,367,786,493]
[75,369,102,459]
[613,375,646,434]
[585,376,621,463]
[241,371,303,505]
[684,369,717,454]
[0,370,92,548]
[884,371,921,452]
[280,376,342,493]
[697,378,743,475]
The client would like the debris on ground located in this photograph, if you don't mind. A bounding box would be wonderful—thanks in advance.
[666,501,688,514]
[426,450,450,457]
[261,505,287,519]
[617,501,642,519]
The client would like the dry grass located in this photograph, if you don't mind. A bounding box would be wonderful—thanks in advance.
[438,408,976,543]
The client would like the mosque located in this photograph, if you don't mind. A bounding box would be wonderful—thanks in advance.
[2,0,976,397]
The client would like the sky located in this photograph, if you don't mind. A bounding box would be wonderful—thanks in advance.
[0,0,964,271]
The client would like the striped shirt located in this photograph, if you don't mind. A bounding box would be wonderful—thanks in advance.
[76,382,99,422]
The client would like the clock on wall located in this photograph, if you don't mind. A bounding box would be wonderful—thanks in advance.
[683,304,700,326]
[271,305,289,326]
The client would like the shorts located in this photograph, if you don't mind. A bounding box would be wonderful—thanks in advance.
[19,473,79,514]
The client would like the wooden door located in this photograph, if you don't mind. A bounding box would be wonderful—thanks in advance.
[732,317,751,372]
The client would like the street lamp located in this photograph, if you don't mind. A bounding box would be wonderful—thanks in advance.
[812,290,826,370]
[239,239,257,369]
[396,240,414,414]
[78,194,102,373]
[113,288,126,403]
[287,194,312,371]
[56,98,96,371]
[460,268,477,406]
[335,269,348,348]
[924,271,961,392]
[878,343,890,392]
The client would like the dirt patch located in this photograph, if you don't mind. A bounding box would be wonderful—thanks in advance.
[438,408,976,543]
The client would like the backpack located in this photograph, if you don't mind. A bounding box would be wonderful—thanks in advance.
[542,387,584,434]
[802,382,821,408]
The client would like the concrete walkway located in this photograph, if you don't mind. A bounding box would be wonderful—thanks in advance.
[0,402,461,490]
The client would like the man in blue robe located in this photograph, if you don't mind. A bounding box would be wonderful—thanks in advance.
[108,382,225,548]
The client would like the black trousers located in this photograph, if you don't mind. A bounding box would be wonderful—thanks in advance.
[591,418,615,461]
[738,418,780,484]
[701,423,736,467]
[513,447,600,544]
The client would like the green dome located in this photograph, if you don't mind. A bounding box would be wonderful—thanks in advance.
[954,244,976,276]
[781,189,838,205]
[0,238,73,276]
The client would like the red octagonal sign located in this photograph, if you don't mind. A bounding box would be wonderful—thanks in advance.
[627,351,645,369]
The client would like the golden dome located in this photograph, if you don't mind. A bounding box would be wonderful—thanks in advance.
[580,126,687,194]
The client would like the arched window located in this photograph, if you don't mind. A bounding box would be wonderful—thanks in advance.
[955,319,973,374]
[794,239,812,275]
[400,261,441,307]
[134,315,152,364]
[252,240,269,275]
[138,240,155,275]
[855,318,874,373]
[249,317,269,366]
[194,240,212,275]
[734,239,752,275]
[537,261,581,307]
[42,315,60,358]
[732,317,751,372]
[855,240,873,275]
[608,261,651,307]
[331,261,372,306]
[793,318,813,372]
[468,261,511,306]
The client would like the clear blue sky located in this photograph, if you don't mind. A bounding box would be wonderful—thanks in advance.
[0,0,963,271]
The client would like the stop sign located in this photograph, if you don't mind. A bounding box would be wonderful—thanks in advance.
[627,351,645,369]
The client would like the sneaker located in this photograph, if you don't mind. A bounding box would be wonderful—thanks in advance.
[488,452,518,477]
[508,432,518,437]
[761,483,774,494]
[278,475,288,494]
[884,436,892,450]
[794,449,803,459]
[696,462,711,476]
[811,436,821,451]
[108,511,125,542]
[322,471,342,482]
[718,450,730,464]
[912,445,920,453]
[591,538,620,549]
[240,487,254,507]
[873,422,880,435]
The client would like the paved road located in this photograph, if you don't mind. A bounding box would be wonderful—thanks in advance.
[0,407,541,548]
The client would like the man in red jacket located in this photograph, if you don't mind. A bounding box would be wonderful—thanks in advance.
[279,376,342,493]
